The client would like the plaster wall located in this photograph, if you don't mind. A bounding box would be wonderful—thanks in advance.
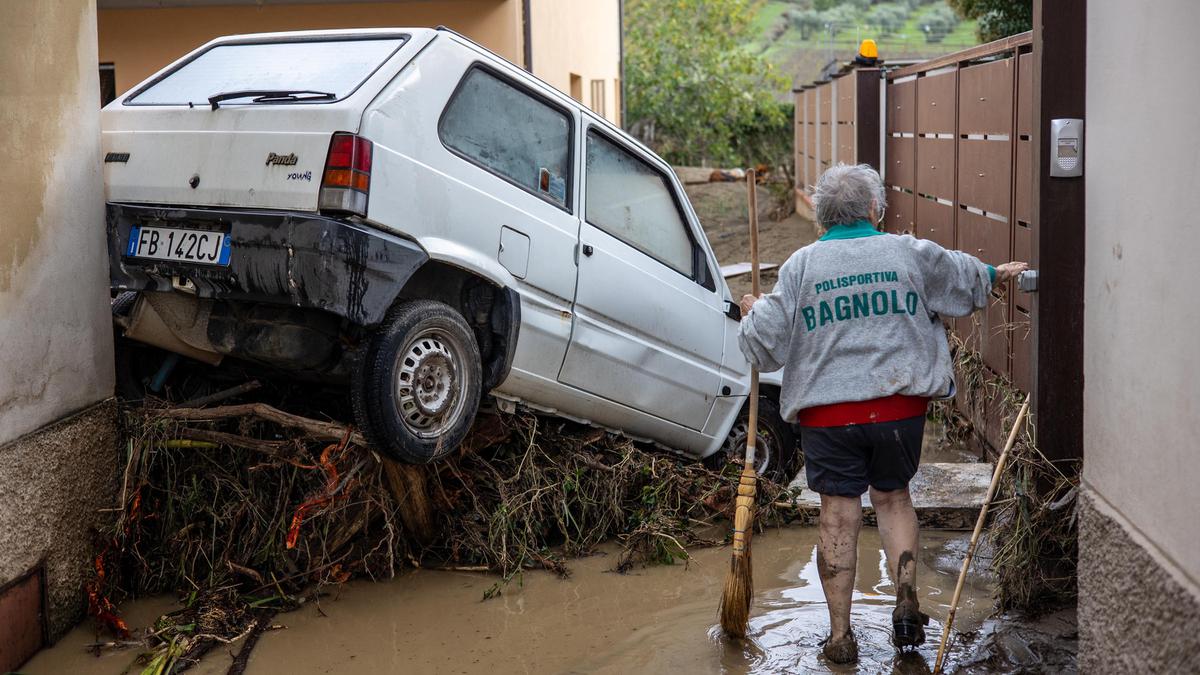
[97,0,523,95]
[1083,0,1200,589]
[0,0,119,647]
[0,1,114,445]
[529,0,621,125]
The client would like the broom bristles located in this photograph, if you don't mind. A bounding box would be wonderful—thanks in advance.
[719,468,758,638]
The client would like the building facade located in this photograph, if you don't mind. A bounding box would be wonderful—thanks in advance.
[0,1,119,669]
[96,0,623,125]
[1079,0,1200,670]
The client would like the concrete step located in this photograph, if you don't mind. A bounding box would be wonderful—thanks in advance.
[784,462,995,530]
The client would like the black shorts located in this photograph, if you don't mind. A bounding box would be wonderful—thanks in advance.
[800,415,925,497]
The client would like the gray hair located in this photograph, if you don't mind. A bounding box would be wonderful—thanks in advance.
[812,163,888,228]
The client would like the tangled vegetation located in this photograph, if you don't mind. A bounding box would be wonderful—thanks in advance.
[931,331,1080,613]
[87,398,799,673]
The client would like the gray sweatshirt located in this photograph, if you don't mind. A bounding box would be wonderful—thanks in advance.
[738,220,994,421]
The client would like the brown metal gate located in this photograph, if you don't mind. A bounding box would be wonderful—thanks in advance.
[883,33,1035,448]
[793,34,1039,450]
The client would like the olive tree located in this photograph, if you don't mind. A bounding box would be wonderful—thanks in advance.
[624,0,788,166]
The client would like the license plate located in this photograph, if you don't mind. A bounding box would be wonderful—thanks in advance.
[127,225,231,266]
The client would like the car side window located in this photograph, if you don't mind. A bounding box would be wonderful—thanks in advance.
[439,66,572,210]
[585,130,695,277]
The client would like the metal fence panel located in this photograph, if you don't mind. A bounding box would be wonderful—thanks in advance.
[958,59,1014,135]
[958,139,1012,217]
[916,197,954,249]
[916,136,955,200]
[887,79,915,133]
[916,71,956,134]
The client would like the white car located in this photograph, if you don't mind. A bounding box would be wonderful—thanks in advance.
[104,27,796,478]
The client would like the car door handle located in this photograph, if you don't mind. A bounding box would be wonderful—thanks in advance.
[581,244,594,257]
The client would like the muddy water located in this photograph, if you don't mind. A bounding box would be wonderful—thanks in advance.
[28,527,993,675]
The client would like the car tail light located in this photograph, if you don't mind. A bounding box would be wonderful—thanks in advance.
[319,132,372,217]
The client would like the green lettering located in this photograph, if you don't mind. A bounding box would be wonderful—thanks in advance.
[835,295,851,321]
[852,293,870,318]
[871,291,888,315]
[802,306,816,330]
[819,301,834,326]
[906,292,918,315]
[890,290,907,314]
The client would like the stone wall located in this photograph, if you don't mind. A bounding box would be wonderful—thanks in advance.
[1078,490,1200,673]
[0,0,118,654]
[0,403,119,641]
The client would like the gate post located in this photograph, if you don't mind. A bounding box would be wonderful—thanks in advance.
[1032,0,1087,467]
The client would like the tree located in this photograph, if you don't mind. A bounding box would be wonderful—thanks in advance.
[624,0,788,166]
[866,3,911,36]
[921,5,960,43]
[789,8,824,40]
[946,0,1032,42]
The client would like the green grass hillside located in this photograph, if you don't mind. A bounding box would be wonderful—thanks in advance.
[751,0,982,90]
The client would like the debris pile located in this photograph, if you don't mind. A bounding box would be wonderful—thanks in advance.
[89,394,798,671]
[933,334,1080,614]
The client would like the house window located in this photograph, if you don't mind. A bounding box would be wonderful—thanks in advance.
[439,66,573,209]
[569,73,582,102]
[590,79,606,117]
[99,63,116,106]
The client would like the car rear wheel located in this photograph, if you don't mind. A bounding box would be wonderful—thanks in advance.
[353,299,482,464]
[709,397,799,484]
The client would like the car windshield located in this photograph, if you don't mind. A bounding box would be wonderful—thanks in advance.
[126,36,406,106]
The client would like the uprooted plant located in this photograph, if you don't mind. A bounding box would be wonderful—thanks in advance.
[931,330,1080,614]
[87,397,800,673]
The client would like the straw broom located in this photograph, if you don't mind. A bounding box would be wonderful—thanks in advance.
[719,168,761,639]
[933,397,1031,673]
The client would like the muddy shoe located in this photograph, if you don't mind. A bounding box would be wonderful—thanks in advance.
[892,604,930,649]
[820,631,859,664]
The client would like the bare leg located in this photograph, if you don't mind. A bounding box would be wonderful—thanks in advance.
[870,486,919,603]
[817,494,863,640]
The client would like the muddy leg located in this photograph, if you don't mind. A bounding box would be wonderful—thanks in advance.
[818,494,863,640]
[870,486,918,595]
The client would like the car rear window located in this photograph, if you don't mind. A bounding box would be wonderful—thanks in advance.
[125,37,406,105]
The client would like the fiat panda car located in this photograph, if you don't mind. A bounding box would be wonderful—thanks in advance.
[104,27,797,478]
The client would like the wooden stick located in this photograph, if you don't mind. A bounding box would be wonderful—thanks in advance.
[933,398,1031,673]
[746,169,760,467]
[177,380,261,408]
[148,402,367,446]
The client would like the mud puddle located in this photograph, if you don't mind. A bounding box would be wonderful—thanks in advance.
[29,527,993,675]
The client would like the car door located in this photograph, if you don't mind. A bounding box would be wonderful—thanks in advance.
[557,124,727,431]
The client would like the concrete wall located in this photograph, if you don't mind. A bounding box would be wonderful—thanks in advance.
[1081,0,1200,669]
[97,1,524,95]
[0,0,119,650]
[529,0,622,125]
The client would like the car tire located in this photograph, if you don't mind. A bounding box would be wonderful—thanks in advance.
[353,299,483,464]
[709,397,799,484]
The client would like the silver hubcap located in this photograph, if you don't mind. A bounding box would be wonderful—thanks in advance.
[725,420,774,476]
[394,328,468,439]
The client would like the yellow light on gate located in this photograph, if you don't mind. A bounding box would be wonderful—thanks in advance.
[859,39,878,60]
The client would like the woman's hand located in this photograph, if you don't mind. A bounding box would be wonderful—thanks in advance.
[995,261,1030,283]
[740,293,763,316]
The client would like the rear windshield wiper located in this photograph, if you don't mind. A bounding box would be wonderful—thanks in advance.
[208,89,336,110]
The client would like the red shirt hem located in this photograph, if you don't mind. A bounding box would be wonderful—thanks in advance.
[796,394,930,428]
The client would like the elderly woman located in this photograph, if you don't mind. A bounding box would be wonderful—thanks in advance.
[738,164,1027,664]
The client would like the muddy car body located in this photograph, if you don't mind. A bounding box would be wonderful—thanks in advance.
[105,27,794,475]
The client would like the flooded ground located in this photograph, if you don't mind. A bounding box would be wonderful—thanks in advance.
[28,527,994,675]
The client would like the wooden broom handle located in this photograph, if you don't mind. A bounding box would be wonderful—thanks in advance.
[933,398,1031,673]
[745,169,759,464]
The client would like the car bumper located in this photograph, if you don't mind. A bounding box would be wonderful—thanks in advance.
[108,202,428,326]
